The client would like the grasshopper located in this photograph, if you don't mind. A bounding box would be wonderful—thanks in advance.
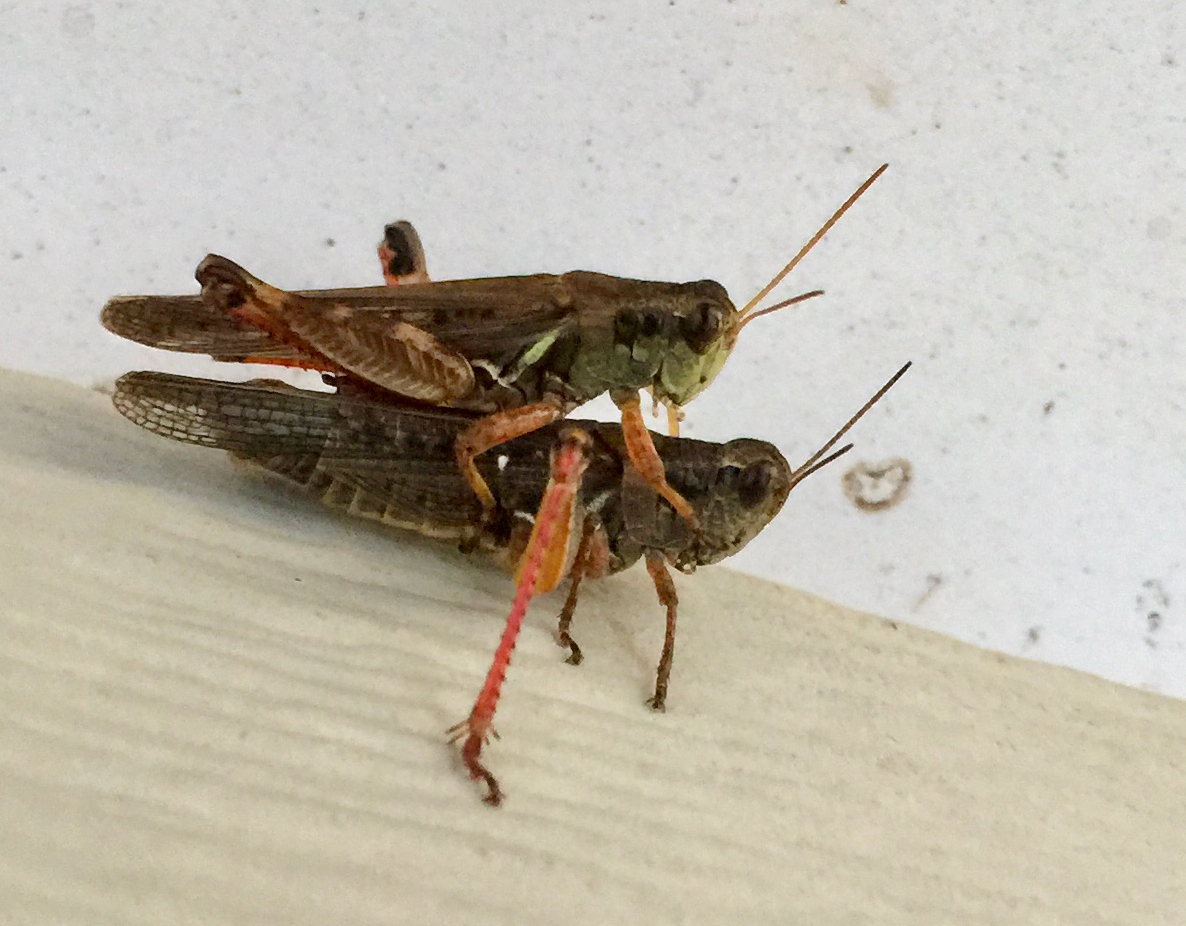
[100,166,887,538]
[110,362,908,803]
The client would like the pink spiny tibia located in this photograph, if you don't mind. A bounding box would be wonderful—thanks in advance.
[447,428,592,806]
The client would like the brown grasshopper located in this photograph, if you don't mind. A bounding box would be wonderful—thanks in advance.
[100,166,887,538]
[110,362,908,803]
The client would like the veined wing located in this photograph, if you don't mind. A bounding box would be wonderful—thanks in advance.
[110,372,619,527]
[101,294,319,365]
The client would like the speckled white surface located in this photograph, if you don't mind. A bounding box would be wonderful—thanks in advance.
[5,367,1186,924]
[2,3,1183,698]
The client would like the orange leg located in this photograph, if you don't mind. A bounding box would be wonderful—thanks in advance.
[456,400,567,517]
[447,428,591,806]
[644,550,679,712]
[511,431,588,597]
[197,255,298,343]
[615,391,699,531]
[666,404,684,437]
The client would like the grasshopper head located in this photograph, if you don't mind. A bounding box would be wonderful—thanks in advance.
[651,280,738,407]
[670,438,794,571]
[671,357,911,572]
[653,284,825,408]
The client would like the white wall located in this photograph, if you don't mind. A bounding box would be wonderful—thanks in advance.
[3,1,1183,694]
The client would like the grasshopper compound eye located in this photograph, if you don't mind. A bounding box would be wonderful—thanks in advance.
[737,462,774,509]
[716,461,774,509]
[679,301,727,354]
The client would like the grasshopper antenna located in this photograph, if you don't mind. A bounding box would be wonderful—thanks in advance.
[788,360,911,488]
[735,164,888,331]
[733,288,825,337]
[792,442,856,483]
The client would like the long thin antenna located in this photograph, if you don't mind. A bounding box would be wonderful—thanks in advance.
[792,443,855,484]
[733,288,824,338]
[789,360,911,486]
[738,164,888,323]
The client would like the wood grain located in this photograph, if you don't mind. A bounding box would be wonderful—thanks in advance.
[1,368,1183,925]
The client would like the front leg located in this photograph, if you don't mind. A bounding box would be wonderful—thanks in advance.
[613,389,699,531]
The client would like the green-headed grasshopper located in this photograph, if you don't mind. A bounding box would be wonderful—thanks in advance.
[100,166,887,540]
[109,362,908,804]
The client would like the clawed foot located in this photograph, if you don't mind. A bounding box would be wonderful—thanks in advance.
[556,630,583,666]
[446,719,503,806]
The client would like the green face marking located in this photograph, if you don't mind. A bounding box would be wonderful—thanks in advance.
[652,280,737,407]
[655,336,733,407]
